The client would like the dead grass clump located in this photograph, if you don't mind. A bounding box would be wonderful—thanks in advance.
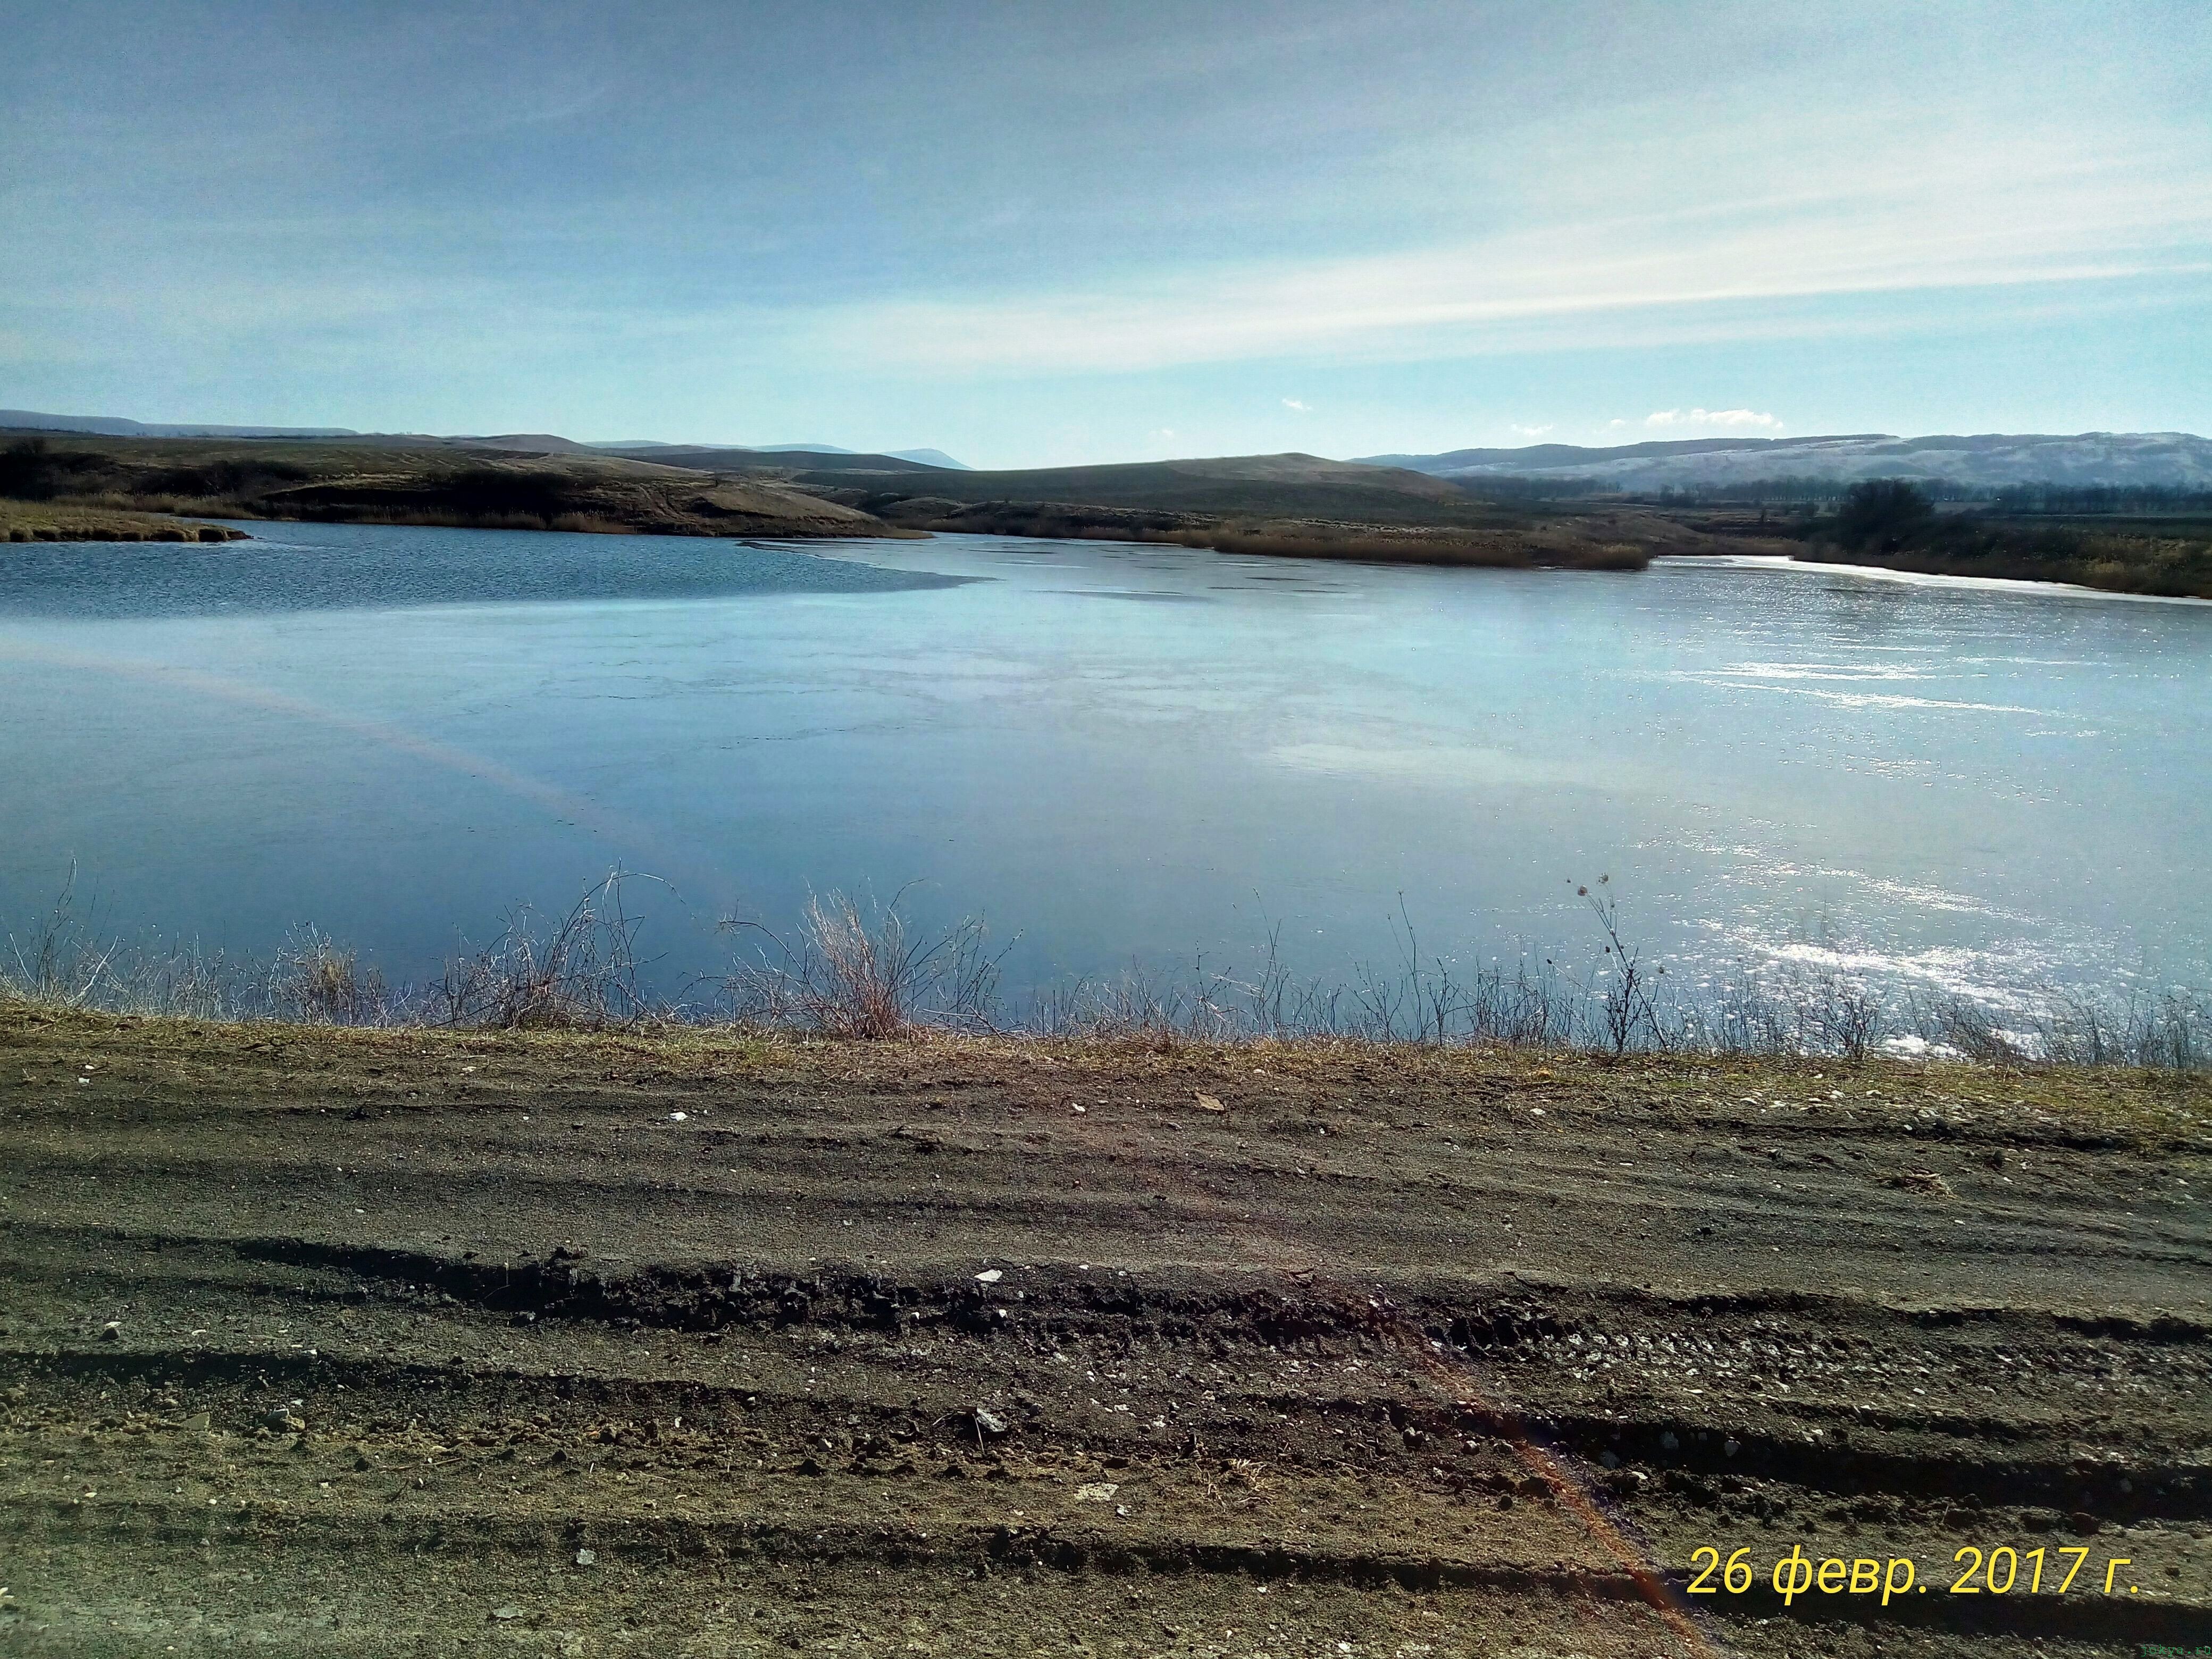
[729,888,1006,1039]
[428,874,656,1029]
[269,928,391,1025]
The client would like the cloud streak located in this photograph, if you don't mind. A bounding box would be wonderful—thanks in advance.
[802,141,2212,375]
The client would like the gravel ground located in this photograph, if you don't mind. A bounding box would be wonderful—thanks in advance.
[2,1007,2208,1656]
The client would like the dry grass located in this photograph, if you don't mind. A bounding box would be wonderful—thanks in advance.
[876,497,1757,572]
[728,888,1007,1038]
[0,497,240,542]
[5,870,2206,1070]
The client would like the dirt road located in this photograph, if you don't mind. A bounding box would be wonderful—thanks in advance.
[2,1007,2207,1655]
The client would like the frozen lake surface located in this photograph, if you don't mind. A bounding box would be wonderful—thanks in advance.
[2,522,2206,1015]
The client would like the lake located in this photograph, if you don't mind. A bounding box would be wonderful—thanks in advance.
[2,521,2207,1023]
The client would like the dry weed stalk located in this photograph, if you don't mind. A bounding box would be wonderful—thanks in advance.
[728,886,1007,1038]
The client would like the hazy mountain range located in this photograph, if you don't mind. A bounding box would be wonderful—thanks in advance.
[0,411,968,471]
[1359,432,2212,490]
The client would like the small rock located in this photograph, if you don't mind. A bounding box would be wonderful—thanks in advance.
[265,1407,306,1433]
[1660,1431,1680,1453]
[574,1549,596,1567]
[668,1111,687,1122]
[1193,1093,1226,1113]
[1890,1169,1955,1197]
[1074,1481,1119,1502]
[491,1604,520,1621]
[1722,1437,1740,1457]
[1599,1449,1620,1469]
[973,1407,1009,1438]
[974,1269,1003,1284]
[98,1321,121,1342]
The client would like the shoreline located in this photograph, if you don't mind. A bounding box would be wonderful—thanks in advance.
[13,509,2207,604]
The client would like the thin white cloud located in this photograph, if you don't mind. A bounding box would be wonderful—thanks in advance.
[803,135,2212,374]
[1281,397,1311,412]
[1510,422,1555,437]
[1645,407,1783,431]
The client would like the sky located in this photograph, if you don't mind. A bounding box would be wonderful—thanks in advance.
[4,1,2210,467]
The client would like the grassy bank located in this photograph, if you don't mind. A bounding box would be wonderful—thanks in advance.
[0,496,245,543]
[1804,518,2212,599]
[7,879,2205,1071]
[861,495,1778,570]
[1796,513,2212,606]
[1615,482,2212,599]
[1652,482,2212,599]
[0,434,903,540]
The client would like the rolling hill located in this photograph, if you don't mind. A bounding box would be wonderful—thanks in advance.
[0,434,901,539]
[822,452,1488,522]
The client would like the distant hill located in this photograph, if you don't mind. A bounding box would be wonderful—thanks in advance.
[0,433,902,540]
[1361,432,2212,491]
[839,453,1482,522]
[0,414,963,466]
[1,408,360,439]
[448,434,608,456]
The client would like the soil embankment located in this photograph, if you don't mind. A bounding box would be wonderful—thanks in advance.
[1,1009,2206,1655]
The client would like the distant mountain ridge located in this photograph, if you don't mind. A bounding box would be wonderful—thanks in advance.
[1,412,965,469]
[1360,432,2212,490]
[1,408,361,439]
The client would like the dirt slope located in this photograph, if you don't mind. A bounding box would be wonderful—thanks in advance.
[1,1009,2207,1656]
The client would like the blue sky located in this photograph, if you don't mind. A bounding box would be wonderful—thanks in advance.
[4,1,2209,466]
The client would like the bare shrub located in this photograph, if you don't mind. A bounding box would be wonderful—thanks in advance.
[269,927,391,1025]
[1807,970,1887,1063]
[1574,876,1668,1059]
[1920,996,2032,1066]
[730,887,1006,1038]
[2,865,119,1008]
[429,873,655,1029]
